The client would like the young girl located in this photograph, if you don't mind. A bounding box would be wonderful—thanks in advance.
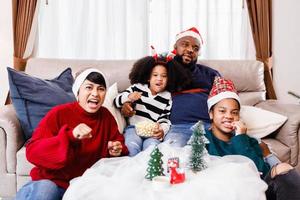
[205,76,300,200]
[15,68,128,200]
[114,56,179,156]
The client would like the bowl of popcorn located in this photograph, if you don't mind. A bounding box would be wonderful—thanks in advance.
[135,121,158,138]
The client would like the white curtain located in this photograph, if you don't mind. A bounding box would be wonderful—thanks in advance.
[37,0,255,60]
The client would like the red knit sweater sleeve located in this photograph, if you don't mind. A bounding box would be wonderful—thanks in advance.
[26,106,77,170]
[104,109,129,156]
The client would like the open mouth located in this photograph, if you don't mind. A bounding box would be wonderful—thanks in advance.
[88,99,100,107]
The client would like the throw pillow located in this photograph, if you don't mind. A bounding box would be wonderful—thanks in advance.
[7,67,76,141]
[240,105,288,139]
[103,83,127,133]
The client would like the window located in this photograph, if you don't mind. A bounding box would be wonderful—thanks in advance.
[37,0,254,60]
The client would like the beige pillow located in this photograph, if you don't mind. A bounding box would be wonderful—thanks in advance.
[103,83,127,133]
[240,105,288,139]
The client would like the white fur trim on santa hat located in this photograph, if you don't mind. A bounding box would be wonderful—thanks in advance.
[72,68,109,99]
[207,91,241,111]
[176,30,202,44]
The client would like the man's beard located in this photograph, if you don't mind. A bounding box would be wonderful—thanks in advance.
[174,55,197,71]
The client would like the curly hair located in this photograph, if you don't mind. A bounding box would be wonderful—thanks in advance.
[129,56,192,93]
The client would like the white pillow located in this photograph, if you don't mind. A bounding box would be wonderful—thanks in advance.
[103,83,127,133]
[240,105,288,139]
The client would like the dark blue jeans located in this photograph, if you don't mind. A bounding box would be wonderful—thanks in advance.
[264,168,300,200]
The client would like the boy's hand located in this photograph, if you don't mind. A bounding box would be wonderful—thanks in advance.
[152,123,164,140]
[73,123,92,139]
[232,120,247,135]
[108,141,123,156]
[121,102,136,117]
[128,92,142,102]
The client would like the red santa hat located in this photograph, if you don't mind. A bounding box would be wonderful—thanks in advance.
[175,27,203,44]
[207,77,240,111]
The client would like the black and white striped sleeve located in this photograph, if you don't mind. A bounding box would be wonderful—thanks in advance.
[157,97,172,135]
[113,85,134,108]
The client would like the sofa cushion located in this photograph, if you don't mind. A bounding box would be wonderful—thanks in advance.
[103,83,127,133]
[7,67,76,141]
[240,105,287,139]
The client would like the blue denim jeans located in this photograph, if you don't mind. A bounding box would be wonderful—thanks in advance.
[163,122,210,147]
[124,126,161,156]
[15,179,65,200]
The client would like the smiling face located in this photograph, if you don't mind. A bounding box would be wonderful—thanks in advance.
[174,36,200,65]
[77,80,106,113]
[209,98,240,140]
[149,65,168,95]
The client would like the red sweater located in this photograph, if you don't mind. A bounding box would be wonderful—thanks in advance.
[26,102,128,189]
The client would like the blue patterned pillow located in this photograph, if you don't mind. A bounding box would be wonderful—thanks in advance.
[7,67,76,141]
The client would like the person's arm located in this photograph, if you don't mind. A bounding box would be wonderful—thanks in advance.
[259,141,281,168]
[106,112,129,156]
[231,135,270,176]
[157,98,172,136]
[113,85,135,108]
[26,108,78,170]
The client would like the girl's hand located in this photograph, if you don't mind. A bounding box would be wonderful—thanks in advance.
[152,123,164,140]
[73,123,92,139]
[231,120,247,135]
[108,141,123,156]
[128,92,142,102]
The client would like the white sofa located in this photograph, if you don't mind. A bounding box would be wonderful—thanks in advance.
[1,58,300,198]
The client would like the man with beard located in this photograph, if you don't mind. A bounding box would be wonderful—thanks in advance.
[122,27,220,147]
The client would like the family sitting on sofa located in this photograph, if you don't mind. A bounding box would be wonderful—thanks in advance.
[15,27,300,200]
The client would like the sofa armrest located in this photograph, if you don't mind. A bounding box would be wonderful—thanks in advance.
[255,100,300,166]
[0,104,24,174]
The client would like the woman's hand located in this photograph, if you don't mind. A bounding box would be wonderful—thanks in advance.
[121,102,136,117]
[108,141,123,156]
[73,123,92,139]
[152,124,164,140]
[232,120,247,135]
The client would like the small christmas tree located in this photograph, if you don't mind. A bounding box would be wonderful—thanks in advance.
[145,146,164,180]
[189,121,207,172]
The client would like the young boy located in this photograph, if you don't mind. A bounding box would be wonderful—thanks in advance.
[205,76,300,200]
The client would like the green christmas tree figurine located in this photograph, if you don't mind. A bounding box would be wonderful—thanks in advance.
[189,120,207,172]
[145,146,164,180]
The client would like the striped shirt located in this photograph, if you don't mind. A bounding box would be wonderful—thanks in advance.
[114,83,172,135]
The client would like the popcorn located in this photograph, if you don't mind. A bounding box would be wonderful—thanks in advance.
[135,121,158,137]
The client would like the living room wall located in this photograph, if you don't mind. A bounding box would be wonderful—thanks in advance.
[0,0,13,105]
[273,0,300,104]
[0,1,299,105]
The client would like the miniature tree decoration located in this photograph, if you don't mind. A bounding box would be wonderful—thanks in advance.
[189,120,208,172]
[145,146,164,180]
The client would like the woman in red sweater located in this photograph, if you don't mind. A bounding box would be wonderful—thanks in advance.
[15,68,128,200]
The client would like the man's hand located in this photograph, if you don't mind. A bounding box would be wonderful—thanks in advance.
[259,141,272,157]
[108,141,123,156]
[121,102,136,117]
[73,123,92,140]
[152,123,164,140]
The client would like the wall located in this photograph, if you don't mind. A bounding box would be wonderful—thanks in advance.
[0,0,13,105]
[273,0,300,104]
[1,1,299,105]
